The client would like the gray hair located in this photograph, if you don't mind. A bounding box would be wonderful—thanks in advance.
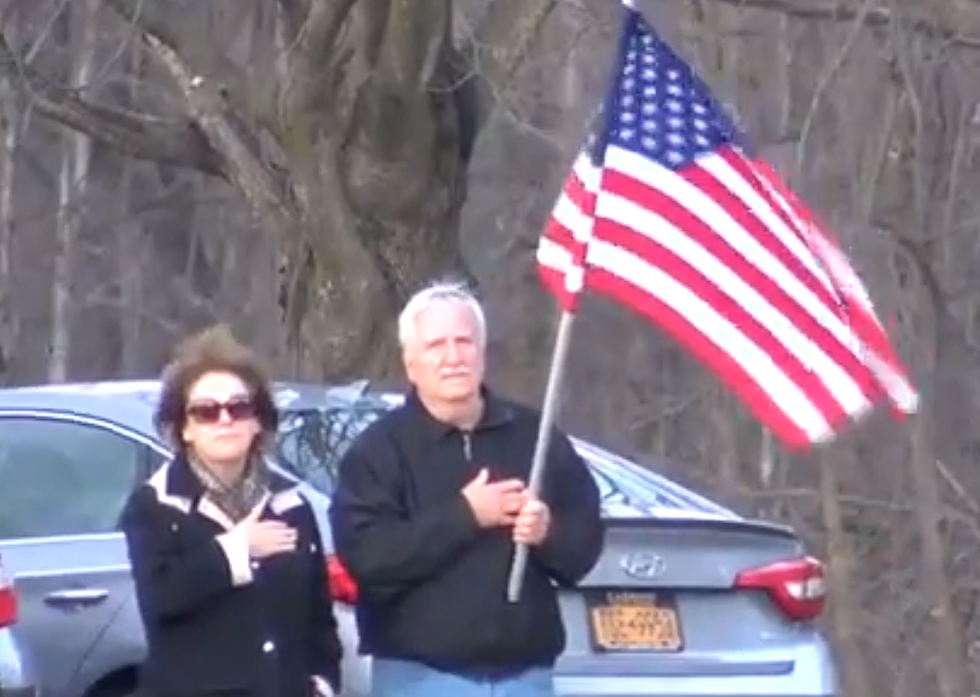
[397,280,487,350]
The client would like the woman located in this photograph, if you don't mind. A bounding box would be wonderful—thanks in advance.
[120,326,343,697]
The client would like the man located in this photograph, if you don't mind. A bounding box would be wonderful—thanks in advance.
[329,280,604,697]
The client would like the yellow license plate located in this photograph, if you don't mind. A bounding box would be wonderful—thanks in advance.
[586,591,684,652]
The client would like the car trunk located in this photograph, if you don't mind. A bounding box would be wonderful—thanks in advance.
[555,516,814,678]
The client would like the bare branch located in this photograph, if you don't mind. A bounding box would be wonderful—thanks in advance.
[276,0,358,140]
[276,0,307,41]
[103,0,261,133]
[0,31,222,174]
[145,34,296,221]
[462,0,560,130]
[377,0,452,88]
[100,0,298,221]
[100,0,186,57]
[704,0,980,48]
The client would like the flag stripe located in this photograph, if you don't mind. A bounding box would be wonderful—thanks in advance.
[538,155,602,310]
[543,243,851,444]
[748,160,917,410]
[588,266,869,445]
[702,152,841,309]
[601,158,881,400]
[713,151,838,300]
[618,147,852,340]
[595,197,872,416]
[602,146,885,396]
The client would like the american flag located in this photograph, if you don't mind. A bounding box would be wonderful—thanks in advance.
[537,6,918,447]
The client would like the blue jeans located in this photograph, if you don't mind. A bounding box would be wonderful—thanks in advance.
[371,658,555,697]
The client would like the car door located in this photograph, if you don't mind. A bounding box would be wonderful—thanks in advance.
[0,413,156,697]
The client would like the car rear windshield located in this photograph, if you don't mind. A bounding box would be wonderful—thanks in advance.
[272,404,670,510]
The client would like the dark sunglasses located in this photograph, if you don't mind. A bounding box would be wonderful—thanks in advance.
[185,397,257,424]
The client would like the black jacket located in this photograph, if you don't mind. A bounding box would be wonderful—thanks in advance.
[328,389,604,676]
[120,455,342,697]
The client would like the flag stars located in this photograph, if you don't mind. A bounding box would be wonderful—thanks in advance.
[603,11,743,168]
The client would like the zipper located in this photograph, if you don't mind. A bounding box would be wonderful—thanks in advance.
[462,431,473,461]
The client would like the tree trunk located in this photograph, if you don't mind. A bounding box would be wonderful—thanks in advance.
[115,157,144,375]
[272,1,474,380]
[908,305,970,697]
[50,149,75,382]
[49,0,98,382]
[816,449,870,697]
[0,25,19,383]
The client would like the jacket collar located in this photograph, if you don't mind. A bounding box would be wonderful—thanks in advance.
[164,451,294,499]
[404,386,514,441]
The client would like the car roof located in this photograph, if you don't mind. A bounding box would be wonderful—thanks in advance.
[0,379,380,435]
[0,379,743,523]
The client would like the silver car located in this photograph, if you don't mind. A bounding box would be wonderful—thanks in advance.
[0,380,838,697]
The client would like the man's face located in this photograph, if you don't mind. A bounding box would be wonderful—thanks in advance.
[403,299,484,403]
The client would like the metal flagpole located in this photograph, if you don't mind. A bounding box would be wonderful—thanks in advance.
[506,310,576,602]
[505,1,639,603]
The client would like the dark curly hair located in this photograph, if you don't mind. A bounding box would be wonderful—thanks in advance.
[154,325,279,453]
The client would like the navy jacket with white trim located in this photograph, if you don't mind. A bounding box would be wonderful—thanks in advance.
[120,454,342,697]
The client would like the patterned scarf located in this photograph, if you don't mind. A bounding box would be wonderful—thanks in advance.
[190,454,270,523]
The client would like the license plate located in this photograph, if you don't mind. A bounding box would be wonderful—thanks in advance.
[585,590,684,652]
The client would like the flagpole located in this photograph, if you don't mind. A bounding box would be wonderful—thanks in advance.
[505,1,640,604]
[506,310,576,602]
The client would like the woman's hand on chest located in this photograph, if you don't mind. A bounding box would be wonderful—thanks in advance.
[234,505,303,560]
[247,509,321,574]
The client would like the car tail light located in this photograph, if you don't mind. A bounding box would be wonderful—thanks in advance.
[0,554,17,627]
[734,556,825,622]
[326,555,358,605]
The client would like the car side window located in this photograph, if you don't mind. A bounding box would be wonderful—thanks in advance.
[0,417,149,540]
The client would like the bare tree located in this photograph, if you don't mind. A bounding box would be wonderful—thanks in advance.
[0,0,561,379]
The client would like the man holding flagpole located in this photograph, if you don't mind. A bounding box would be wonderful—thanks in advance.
[332,0,918,690]
[328,280,603,697]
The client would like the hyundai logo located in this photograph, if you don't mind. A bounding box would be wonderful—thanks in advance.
[621,551,667,579]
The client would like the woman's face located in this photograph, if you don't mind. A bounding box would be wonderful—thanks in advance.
[181,371,261,467]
